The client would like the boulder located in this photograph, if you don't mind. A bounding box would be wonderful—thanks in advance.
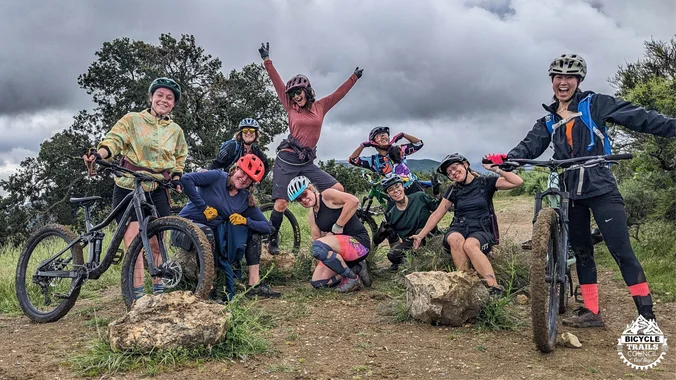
[405,271,489,326]
[108,291,230,352]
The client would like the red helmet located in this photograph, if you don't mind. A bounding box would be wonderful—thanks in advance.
[285,74,312,93]
[237,154,265,182]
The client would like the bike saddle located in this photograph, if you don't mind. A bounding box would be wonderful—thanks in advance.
[69,196,102,207]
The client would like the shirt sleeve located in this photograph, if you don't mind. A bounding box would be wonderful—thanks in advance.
[443,185,456,204]
[401,141,423,156]
[507,118,552,160]
[315,74,358,113]
[485,175,499,197]
[180,170,224,211]
[208,141,237,170]
[595,93,676,138]
[173,128,188,174]
[98,113,133,157]
[349,155,374,170]
[242,206,272,234]
[264,60,293,112]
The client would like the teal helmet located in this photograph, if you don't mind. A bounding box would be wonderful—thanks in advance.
[149,77,181,103]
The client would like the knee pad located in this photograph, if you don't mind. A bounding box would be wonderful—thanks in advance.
[312,240,332,261]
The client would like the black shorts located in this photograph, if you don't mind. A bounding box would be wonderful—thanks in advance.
[271,151,339,201]
[112,185,171,223]
[443,226,493,255]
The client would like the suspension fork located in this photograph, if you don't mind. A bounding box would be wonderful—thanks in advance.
[133,186,162,277]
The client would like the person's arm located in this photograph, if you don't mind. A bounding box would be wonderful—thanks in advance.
[179,170,223,211]
[595,93,676,138]
[321,188,359,232]
[308,209,321,240]
[241,207,272,234]
[263,60,293,111]
[507,118,552,159]
[410,197,452,248]
[316,73,359,113]
[172,128,188,181]
[97,113,133,159]
[208,141,237,170]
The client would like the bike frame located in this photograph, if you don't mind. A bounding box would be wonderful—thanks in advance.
[34,166,169,294]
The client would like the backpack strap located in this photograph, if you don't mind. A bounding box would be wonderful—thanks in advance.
[578,94,612,155]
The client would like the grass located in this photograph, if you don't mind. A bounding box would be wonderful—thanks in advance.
[69,293,272,377]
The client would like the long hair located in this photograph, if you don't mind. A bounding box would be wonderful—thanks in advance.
[234,130,260,143]
[388,145,402,164]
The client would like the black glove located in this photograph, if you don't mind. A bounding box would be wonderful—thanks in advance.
[354,67,363,78]
[258,42,270,59]
[170,179,182,189]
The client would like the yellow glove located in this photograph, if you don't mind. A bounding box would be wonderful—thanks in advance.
[203,206,218,221]
[229,213,247,226]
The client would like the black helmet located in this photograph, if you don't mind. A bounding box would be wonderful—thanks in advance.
[380,173,404,191]
[437,153,468,176]
[369,126,390,142]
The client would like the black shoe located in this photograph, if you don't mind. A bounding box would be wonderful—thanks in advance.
[266,234,280,255]
[388,263,399,272]
[633,295,656,321]
[357,261,372,287]
[562,307,605,328]
[488,285,505,298]
[246,283,281,299]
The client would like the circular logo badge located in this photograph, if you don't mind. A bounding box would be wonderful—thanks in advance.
[617,315,668,370]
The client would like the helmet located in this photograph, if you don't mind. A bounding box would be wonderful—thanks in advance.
[238,118,260,130]
[369,126,390,142]
[236,154,265,182]
[548,54,587,81]
[381,173,404,191]
[288,176,311,201]
[437,153,468,176]
[149,77,181,103]
[285,74,312,93]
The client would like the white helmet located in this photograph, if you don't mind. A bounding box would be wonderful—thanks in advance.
[288,176,311,201]
[548,54,587,81]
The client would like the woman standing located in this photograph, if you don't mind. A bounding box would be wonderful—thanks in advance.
[258,42,363,254]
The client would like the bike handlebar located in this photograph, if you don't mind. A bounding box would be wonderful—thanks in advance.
[95,159,177,189]
[482,153,633,170]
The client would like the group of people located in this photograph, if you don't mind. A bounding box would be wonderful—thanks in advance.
[83,44,676,327]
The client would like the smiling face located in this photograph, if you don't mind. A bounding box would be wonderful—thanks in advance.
[240,128,257,144]
[446,162,468,182]
[231,168,253,190]
[551,74,580,102]
[297,188,317,208]
[386,182,405,202]
[374,132,390,147]
[288,87,308,107]
[149,87,176,115]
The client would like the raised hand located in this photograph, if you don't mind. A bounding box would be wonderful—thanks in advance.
[258,42,270,60]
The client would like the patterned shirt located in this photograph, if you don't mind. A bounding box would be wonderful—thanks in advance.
[98,109,188,191]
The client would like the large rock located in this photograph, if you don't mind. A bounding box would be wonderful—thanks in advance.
[108,291,230,352]
[405,271,490,326]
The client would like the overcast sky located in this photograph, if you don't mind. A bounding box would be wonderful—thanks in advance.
[0,0,674,183]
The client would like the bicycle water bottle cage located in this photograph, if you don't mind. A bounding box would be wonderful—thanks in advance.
[69,196,102,208]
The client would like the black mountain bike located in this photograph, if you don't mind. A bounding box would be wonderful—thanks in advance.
[493,153,632,353]
[15,159,214,322]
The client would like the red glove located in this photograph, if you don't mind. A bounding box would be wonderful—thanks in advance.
[485,153,508,165]
[361,141,375,148]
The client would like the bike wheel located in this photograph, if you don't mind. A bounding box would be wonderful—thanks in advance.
[530,208,561,353]
[259,203,302,255]
[15,224,84,323]
[120,216,214,309]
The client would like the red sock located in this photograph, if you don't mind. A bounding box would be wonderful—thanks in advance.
[580,284,599,314]
[629,282,650,297]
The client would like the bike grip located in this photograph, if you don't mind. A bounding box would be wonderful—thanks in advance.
[481,158,491,164]
[605,153,633,161]
[95,158,112,167]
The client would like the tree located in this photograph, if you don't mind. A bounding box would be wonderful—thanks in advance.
[0,34,286,245]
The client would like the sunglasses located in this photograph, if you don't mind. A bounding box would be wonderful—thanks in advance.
[288,88,304,97]
[241,128,257,134]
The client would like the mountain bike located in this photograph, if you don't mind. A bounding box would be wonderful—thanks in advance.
[491,153,632,353]
[15,159,214,322]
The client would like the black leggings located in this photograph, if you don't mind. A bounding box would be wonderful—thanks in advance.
[568,188,646,287]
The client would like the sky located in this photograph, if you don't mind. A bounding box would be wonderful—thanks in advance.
[0,0,674,183]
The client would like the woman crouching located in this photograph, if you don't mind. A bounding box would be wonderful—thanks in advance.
[288,176,372,292]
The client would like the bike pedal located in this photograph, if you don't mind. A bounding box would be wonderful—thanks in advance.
[112,248,125,264]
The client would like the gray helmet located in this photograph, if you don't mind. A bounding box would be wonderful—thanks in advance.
[548,54,587,81]
[238,118,260,130]
[381,173,404,191]
[369,126,390,142]
[437,153,468,176]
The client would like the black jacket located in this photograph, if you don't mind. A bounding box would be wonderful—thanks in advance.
[508,90,676,199]
[208,140,271,179]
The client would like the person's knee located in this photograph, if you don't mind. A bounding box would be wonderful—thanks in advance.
[274,198,288,211]
[312,240,332,260]
[448,234,464,249]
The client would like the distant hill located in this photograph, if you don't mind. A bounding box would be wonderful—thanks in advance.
[333,158,489,174]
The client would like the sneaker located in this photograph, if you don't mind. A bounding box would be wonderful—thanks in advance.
[388,263,400,272]
[266,234,280,255]
[357,261,372,287]
[562,307,605,328]
[245,283,281,299]
[488,285,505,298]
[336,276,362,293]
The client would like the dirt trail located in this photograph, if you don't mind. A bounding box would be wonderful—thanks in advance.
[1,197,674,380]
